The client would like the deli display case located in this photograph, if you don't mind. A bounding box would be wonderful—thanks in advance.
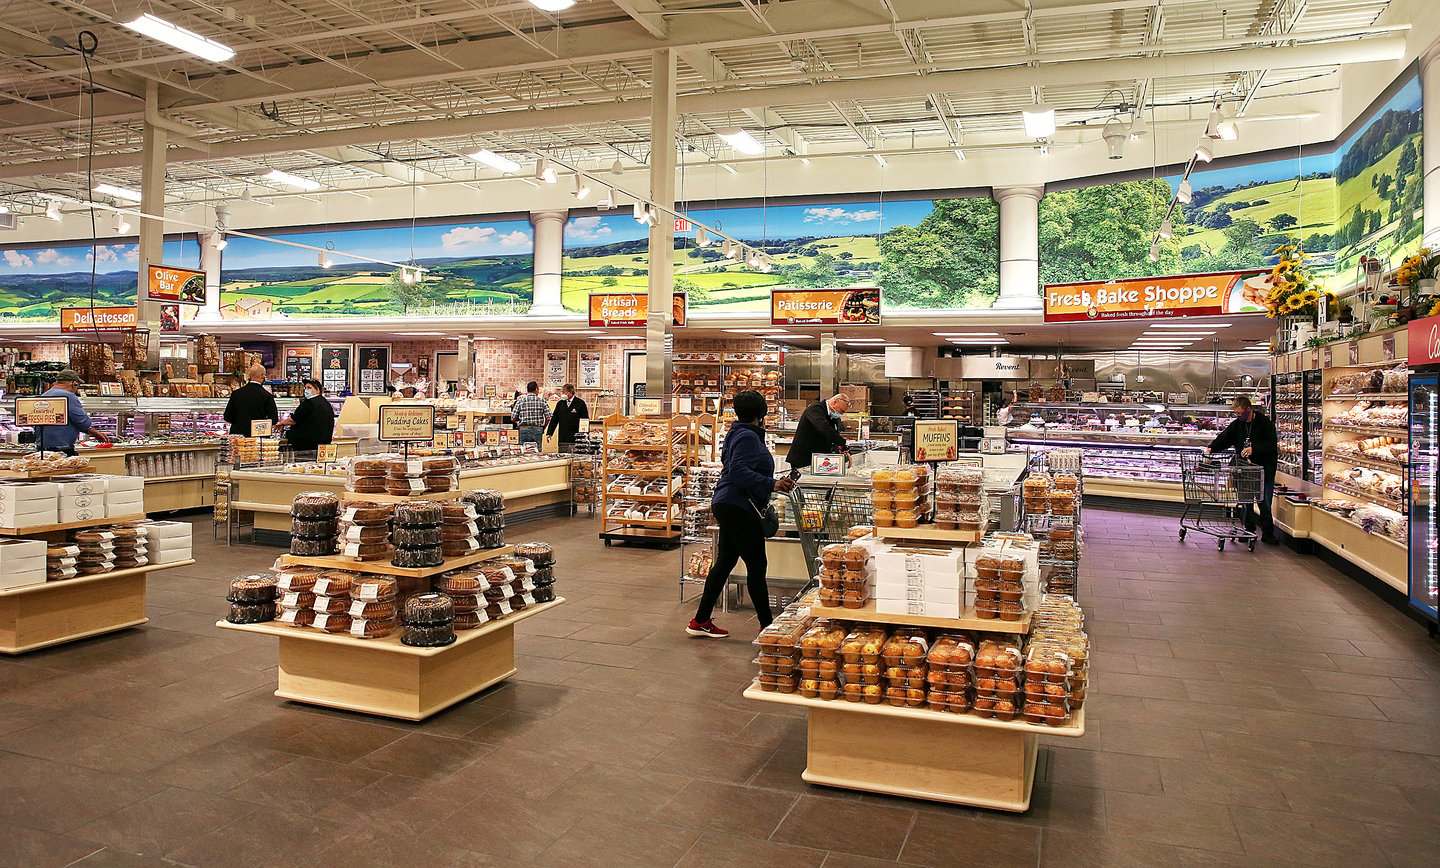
[1409,373,1438,629]
[1271,370,1324,485]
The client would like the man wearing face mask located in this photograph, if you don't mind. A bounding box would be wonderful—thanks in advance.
[1207,395,1279,545]
[275,378,335,455]
[545,383,589,452]
[787,392,851,474]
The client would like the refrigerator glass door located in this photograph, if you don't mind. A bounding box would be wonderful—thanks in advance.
[1409,374,1438,622]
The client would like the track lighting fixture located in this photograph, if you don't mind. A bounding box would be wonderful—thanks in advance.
[696,227,710,247]
[213,233,228,251]
[401,268,417,285]
[1194,139,1213,163]
[572,174,590,201]
[1158,219,1173,239]
[535,158,557,184]
[1177,179,1193,204]
[1148,241,1160,262]
[45,200,62,221]
[113,213,131,234]
[318,251,332,268]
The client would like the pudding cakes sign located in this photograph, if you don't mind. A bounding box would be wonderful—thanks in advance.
[1043,270,1267,322]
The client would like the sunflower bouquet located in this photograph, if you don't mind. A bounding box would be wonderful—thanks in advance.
[1396,247,1437,292]
[1264,244,1333,319]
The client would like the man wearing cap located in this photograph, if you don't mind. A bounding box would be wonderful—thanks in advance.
[36,370,111,456]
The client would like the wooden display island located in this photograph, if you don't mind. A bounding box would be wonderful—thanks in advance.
[1,560,195,654]
[748,521,1087,812]
[81,442,223,512]
[218,548,565,720]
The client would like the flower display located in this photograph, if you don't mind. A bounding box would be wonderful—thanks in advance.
[1396,247,1437,290]
[1264,244,1334,319]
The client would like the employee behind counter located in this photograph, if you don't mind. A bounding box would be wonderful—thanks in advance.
[787,393,851,473]
[274,378,335,454]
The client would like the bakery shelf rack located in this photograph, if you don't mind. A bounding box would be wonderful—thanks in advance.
[0,513,146,536]
[279,546,514,579]
[598,413,694,549]
[217,544,564,721]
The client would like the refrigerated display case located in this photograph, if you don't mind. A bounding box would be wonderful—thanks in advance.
[1304,370,1324,485]
[1272,371,1324,485]
[1409,373,1438,629]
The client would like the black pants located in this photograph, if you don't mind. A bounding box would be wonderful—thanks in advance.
[694,501,773,627]
[1245,469,1276,537]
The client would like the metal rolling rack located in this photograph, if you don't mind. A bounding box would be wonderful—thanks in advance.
[568,432,603,517]
[1023,448,1083,599]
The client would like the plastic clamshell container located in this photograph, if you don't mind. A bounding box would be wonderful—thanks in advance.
[838,626,887,665]
[797,620,846,659]
[757,672,799,693]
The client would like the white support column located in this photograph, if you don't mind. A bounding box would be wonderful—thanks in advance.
[993,185,1045,310]
[528,210,568,316]
[457,334,473,387]
[137,81,167,368]
[1423,40,1440,248]
[194,231,224,322]
[646,48,677,404]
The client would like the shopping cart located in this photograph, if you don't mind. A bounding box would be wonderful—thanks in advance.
[787,481,874,588]
[1178,451,1263,551]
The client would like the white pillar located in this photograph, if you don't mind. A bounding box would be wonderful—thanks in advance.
[645,48,677,403]
[1423,40,1440,248]
[993,185,1045,310]
[137,81,167,368]
[528,209,567,316]
[194,230,224,322]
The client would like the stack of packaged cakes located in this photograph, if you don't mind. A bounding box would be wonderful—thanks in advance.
[71,528,116,575]
[392,501,443,568]
[47,542,78,582]
[440,501,480,560]
[226,573,277,623]
[290,492,340,557]
[514,541,555,602]
[274,566,322,627]
[402,592,456,646]
[338,501,393,562]
[464,489,506,549]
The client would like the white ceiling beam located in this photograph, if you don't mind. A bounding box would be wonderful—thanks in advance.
[678,47,805,152]
[609,0,669,39]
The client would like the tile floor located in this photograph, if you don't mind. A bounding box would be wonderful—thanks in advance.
[2,507,1438,867]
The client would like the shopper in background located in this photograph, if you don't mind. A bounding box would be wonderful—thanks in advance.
[512,380,551,448]
[688,390,795,637]
[35,370,110,456]
[224,364,278,436]
[545,383,589,451]
[996,397,1015,426]
[787,392,850,473]
[274,378,335,455]
[1208,394,1280,545]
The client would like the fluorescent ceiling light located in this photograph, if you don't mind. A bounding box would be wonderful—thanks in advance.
[933,332,1000,337]
[547,329,604,334]
[954,149,966,162]
[1022,102,1056,138]
[1150,322,1230,328]
[719,164,739,176]
[526,0,576,12]
[123,13,235,63]
[725,328,789,334]
[716,128,765,155]
[468,150,520,173]
[0,203,8,214]
[872,153,887,167]
[264,169,321,191]
[93,183,142,203]
[395,332,448,336]
[260,333,315,338]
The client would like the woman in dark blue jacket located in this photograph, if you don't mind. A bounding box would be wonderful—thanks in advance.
[687,390,795,637]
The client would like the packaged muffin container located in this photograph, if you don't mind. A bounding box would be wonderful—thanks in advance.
[839,626,887,665]
[927,689,971,714]
[756,672,799,693]
[756,617,812,658]
[840,661,884,686]
[796,620,846,659]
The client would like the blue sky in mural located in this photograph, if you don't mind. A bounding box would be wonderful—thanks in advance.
[0,238,194,276]
[221,220,534,269]
[563,198,938,248]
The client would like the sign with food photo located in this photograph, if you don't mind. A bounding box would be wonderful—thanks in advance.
[589,292,689,328]
[771,288,882,325]
[1042,269,1266,322]
[145,264,206,304]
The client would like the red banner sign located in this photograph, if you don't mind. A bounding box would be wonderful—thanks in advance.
[1408,316,1440,366]
[1043,269,1267,322]
[60,306,138,332]
[145,264,206,304]
[588,292,688,328]
[770,288,881,325]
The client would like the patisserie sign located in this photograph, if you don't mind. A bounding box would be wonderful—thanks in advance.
[1407,314,1440,366]
[588,292,688,327]
[1043,269,1266,322]
[771,288,882,325]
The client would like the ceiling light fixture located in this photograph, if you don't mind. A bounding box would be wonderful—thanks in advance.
[264,169,321,191]
[1177,179,1193,204]
[1217,117,1239,141]
[534,158,558,184]
[695,227,710,247]
[1022,101,1056,138]
[572,174,591,201]
[1102,116,1127,160]
[716,128,765,155]
[1194,139,1213,163]
[954,149,966,162]
[1129,110,1149,140]
[213,234,228,251]
[0,203,9,214]
[468,149,520,173]
[45,200,62,221]
[1158,219,1173,239]
[610,159,624,176]
[1150,322,1231,328]
[113,213,131,234]
[123,13,235,63]
[93,183,142,203]
[719,163,738,176]
[722,240,736,259]
[401,268,417,285]
[318,252,332,268]
[1148,240,1160,262]
[526,0,576,12]
[872,153,887,167]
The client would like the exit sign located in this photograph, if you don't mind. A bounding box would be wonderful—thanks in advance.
[674,217,691,232]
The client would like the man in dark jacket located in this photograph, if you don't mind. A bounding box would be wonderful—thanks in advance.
[787,393,850,473]
[1208,395,1279,545]
[224,364,278,436]
[545,383,589,450]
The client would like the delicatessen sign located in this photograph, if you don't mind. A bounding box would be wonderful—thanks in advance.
[1043,270,1267,322]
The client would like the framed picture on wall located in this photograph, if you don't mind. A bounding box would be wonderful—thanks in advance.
[356,345,391,395]
[578,350,602,389]
[318,344,354,396]
[544,349,569,388]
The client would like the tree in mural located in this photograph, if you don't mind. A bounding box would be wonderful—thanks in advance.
[780,250,846,288]
[1037,179,1180,282]
[876,198,999,307]
[386,269,451,313]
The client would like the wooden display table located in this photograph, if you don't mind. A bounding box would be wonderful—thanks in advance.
[218,546,564,720]
[81,442,223,512]
[808,600,1032,635]
[744,684,1084,812]
[0,559,195,654]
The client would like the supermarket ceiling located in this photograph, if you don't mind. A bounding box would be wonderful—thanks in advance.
[0,0,1408,215]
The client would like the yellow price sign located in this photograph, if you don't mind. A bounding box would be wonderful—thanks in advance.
[378,404,437,442]
[317,444,338,462]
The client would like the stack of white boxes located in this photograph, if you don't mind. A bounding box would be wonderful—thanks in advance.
[869,539,967,619]
[0,538,46,589]
[0,482,60,528]
[141,520,193,564]
[0,475,146,529]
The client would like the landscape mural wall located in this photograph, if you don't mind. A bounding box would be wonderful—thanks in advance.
[562,196,1000,312]
[1039,70,1421,295]
[0,238,195,322]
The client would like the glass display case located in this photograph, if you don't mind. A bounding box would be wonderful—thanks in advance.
[1272,370,1323,484]
[1409,373,1438,628]
[1304,370,1324,484]
[78,397,303,440]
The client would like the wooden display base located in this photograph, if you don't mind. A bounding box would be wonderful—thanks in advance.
[808,600,1032,634]
[0,559,195,654]
[0,464,94,479]
[0,513,146,536]
[340,489,464,504]
[745,683,1085,812]
[874,526,982,544]
[280,545,514,579]
[599,526,681,548]
[217,597,564,720]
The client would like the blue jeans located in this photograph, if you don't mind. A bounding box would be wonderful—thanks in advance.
[518,427,543,447]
